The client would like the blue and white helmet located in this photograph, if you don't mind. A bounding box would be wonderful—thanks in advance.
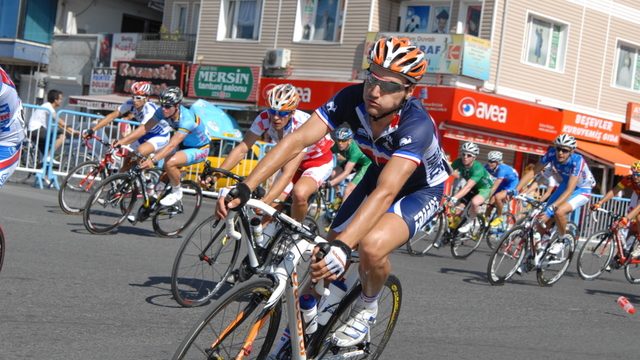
[488,151,503,162]
[554,134,577,149]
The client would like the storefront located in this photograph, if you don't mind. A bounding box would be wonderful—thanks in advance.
[257,78,357,112]
[420,86,636,193]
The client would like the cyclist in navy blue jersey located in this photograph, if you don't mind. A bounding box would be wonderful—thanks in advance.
[217,36,450,347]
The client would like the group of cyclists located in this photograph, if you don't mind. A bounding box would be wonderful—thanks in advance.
[3,34,640,353]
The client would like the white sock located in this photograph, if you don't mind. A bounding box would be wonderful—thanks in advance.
[359,291,380,310]
[172,185,182,194]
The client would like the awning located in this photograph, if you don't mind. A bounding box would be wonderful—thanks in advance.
[576,140,638,176]
[68,94,256,112]
[439,123,548,155]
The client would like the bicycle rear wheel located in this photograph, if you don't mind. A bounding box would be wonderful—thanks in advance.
[624,261,640,284]
[406,211,445,256]
[576,230,614,280]
[537,234,575,286]
[58,161,103,214]
[485,212,516,250]
[309,274,402,360]
[487,225,527,285]
[171,215,242,307]
[173,277,281,360]
[83,173,138,234]
[153,180,202,237]
[451,215,485,259]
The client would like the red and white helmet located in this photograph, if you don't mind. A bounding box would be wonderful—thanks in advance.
[369,37,427,83]
[267,84,300,111]
[131,81,152,96]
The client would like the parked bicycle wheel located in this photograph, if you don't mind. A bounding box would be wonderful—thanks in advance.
[487,225,527,285]
[173,277,281,360]
[171,215,242,307]
[576,230,614,280]
[153,180,202,237]
[406,211,445,256]
[451,215,486,259]
[83,173,139,234]
[58,160,103,214]
[537,233,575,286]
[485,212,516,250]
[309,274,402,360]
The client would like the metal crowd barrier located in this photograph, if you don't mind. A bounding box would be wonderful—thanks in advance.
[18,104,54,189]
[575,194,630,239]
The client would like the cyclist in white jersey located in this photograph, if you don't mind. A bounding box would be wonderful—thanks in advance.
[211,83,334,222]
[0,66,25,188]
[218,37,449,347]
[86,81,170,171]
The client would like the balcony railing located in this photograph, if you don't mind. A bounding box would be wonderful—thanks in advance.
[135,33,196,62]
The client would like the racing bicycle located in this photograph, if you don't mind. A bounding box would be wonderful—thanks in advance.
[172,195,401,360]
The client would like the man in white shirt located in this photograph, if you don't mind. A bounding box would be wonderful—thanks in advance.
[28,89,77,163]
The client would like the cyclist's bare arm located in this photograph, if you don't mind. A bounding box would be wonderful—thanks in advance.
[116,119,157,146]
[219,131,261,171]
[518,162,546,190]
[452,178,477,200]
[91,110,122,132]
[595,184,624,207]
[56,117,78,135]
[330,161,356,186]
[551,175,578,208]
[261,151,305,205]
[332,155,418,249]
[488,177,503,199]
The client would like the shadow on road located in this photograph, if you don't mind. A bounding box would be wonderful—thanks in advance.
[584,288,640,303]
[68,225,160,237]
[439,267,489,286]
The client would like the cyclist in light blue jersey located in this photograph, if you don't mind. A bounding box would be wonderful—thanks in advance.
[484,150,519,228]
[520,134,595,247]
[139,87,211,206]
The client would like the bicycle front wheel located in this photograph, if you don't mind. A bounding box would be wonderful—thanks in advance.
[487,225,527,285]
[406,211,445,256]
[577,230,614,280]
[83,173,138,234]
[58,161,103,214]
[173,277,281,360]
[309,274,402,360]
[537,234,575,286]
[171,215,242,307]
[153,180,203,237]
[624,262,640,284]
[451,215,485,259]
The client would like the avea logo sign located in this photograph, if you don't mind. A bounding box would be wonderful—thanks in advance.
[458,97,507,123]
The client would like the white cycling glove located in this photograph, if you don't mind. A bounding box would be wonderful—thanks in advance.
[317,240,352,278]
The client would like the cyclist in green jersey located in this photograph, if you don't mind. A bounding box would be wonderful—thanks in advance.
[449,142,494,233]
[327,127,372,199]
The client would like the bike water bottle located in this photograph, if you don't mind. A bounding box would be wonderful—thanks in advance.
[299,294,318,334]
[250,217,266,248]
[268,327,291,358]
[617,296,636,314]
[317,280,348,326]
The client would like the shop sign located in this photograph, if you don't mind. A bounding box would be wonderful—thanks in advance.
[561,111,621,146]
[114,60,186,96]
[626,102,640,133]
[89,68,116,95]
[188,64,260,102]
[448,88,563,141]
[257,78,356,111]
[461,35,492,81]
[110,33,138,68]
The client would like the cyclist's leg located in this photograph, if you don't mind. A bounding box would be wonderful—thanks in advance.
[554,187,590,236]
[160,147,207,206]
[345,164,367,200]
[0,144,21,189]
[292,160,333,222]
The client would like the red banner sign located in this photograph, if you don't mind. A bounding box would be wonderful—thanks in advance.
[561,110,621,146]
[258,78,357,111]
[627,102,640,133]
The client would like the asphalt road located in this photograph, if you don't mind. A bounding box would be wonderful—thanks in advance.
[1,182,639,360]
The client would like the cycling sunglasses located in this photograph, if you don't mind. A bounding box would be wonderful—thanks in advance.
[267,108,292,117]
[132,95,146,101]
[161,103,176,109]
[365,72,411,93]
[555,146,573,154]
[462,153,476,158]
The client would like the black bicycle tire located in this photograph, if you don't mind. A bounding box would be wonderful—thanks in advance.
[624,263,640,284]
[172,277,281,360]
[171,215,242,307]
[406,211,446,256]
[486,225,528,286]
[536,233,575,286]
[83,173,138,234]
[0,225,5,273]
[576,230,614,280]
[58,160,102,214]
[450,215,486,259]
[307,274,402,360]
[152,179,203,237]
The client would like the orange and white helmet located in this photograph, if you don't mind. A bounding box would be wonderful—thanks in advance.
[369,37,427,83]
[267,84,300,111]
[131,81,152,96]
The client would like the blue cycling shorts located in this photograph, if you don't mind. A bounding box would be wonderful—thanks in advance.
[495,177,518,194]
[544,183,592,217]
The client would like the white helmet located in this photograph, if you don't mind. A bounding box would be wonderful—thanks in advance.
[488,151,503,162]
[461,142,479,156]
[554,134,577,149]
